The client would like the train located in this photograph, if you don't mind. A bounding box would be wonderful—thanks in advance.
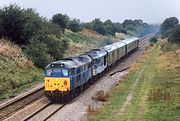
[44,37,139,102]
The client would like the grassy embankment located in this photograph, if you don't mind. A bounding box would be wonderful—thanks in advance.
[0,39,43,100]
[89,39,180,121]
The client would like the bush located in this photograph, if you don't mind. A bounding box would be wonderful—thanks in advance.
[92,90,109,102]
[23,33,68,68]
[168,25,180,43]
[99,38,113,46]
[23,37,49,68]
[44,35,68,60]
[67,19,81,32]
[150,37,158,43]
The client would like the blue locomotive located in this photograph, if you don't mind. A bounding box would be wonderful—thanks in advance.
[44,37,139,101]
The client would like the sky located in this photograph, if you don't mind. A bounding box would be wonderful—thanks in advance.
[0,0,180,24]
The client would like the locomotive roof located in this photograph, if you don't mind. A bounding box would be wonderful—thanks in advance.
[85,49,107,59]
[112,41,126,48]
[102,44,118,53]
[71,54,92,66]
[121,37,139,44]
[45,55,92,69]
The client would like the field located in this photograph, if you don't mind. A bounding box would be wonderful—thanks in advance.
[89,39,180,121]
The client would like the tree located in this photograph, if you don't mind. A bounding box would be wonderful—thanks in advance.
[122,19,135,27]
[67,19,81,32]
[134,19,143,26]
[168,25,180,43]
[44,35,68,60]
[103,19,115,35]
[91,18,105,35]
[160,17,179,35]
[0,4,42,45]
[23,38,49,68]
[42,22,63,38]
[113,22,124,33]
[52,13,69,33]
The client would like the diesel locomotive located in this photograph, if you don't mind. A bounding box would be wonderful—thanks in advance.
[44,37,139,102]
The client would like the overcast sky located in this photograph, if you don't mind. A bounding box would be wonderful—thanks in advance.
[0,0,180,24]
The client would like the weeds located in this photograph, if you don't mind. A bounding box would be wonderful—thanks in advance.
[87,105,100,116]
[0,39,33,69]
[148,88,171,102]
[92,90,109,102]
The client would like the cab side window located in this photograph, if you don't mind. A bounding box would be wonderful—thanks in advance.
[69,69,75,75]
[62,69,68,77]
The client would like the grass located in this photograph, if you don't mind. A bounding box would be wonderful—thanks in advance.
[0,39,33,69]
[0,39,43,101]
[89,39,180,121]
[0,55,43,100]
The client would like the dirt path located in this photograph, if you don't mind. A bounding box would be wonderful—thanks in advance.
[118,66,145,115]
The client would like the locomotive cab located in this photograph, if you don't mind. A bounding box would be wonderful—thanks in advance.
[44,56,93,101]
[44,60,76,100]
[45,66,71,92]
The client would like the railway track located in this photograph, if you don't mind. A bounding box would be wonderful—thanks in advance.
[22,102,65,121]
[0,84,44,120]
[139,34,152,47]
[0,35,153,121]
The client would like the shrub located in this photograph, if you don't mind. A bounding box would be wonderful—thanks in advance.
[92,90,109,102]
[67,19,81,32]
[23,37,49,68]
[99,38,113,46]
[150,37,158,43]
[23,34,68,68]
[43,35,68,60]
[87,105,100,116]
[168,25,180,43]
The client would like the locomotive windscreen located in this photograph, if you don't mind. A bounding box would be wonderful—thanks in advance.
[45,68,69,77]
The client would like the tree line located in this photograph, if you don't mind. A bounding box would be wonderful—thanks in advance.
[0,4,155,68]
[160,17,180,43]
[52,14,156,37]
